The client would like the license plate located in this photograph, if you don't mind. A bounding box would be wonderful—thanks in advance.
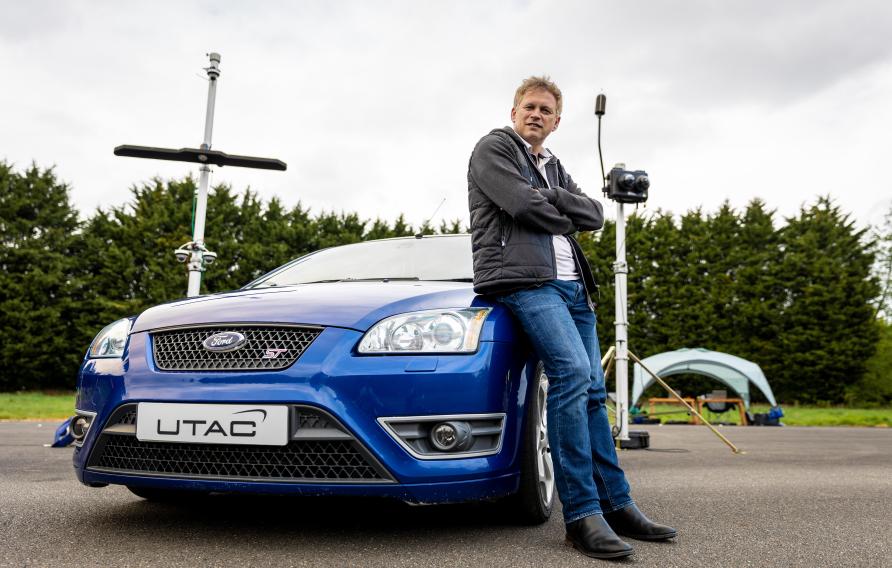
[136,403,289,446]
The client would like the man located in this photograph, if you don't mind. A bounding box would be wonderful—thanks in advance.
[467,76,676,560]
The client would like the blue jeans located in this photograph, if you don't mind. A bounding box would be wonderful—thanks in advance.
[497,279,633,523]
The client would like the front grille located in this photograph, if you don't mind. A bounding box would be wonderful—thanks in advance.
[88,404,393,483]
[152,325,321,371]
[91,437,385,481]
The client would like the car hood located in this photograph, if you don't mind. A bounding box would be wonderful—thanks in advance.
[131,282,488,333]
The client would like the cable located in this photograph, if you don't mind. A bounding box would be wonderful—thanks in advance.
[597,115,606,187]
[611,407,625,437]
[191,190,197,235]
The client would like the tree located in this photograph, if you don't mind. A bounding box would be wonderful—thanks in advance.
[870,207,892,320]
[771,198,879,403]
[731,200,784,366]
[0,163,85,390]
[846,205,892,406]
[78,177,201,315]
[308,211,366,250]
[438,219,466,234]
[3,162,884,400]
[579,198,879,405]
[846,320,892,406]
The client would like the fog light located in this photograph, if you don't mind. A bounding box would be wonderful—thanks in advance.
[429,421,472,452]
[71,415,93,441]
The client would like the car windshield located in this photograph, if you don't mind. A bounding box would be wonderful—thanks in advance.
[246,235,474,288]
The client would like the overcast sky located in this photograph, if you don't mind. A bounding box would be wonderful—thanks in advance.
[2,1,890,232]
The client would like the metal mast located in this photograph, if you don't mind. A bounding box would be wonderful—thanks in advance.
[186,52,222,297]
[613,198,630,442]
[114,52,287,298]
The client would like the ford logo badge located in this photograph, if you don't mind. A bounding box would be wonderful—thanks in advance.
[202,331,247,352]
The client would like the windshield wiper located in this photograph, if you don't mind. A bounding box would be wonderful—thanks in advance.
[347,277,420,282]
[294,277,421,285]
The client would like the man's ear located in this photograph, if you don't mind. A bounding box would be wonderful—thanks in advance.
[510,107,517,123]
[553,115,561,132]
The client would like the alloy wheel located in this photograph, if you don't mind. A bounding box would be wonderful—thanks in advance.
[536,371,554,507]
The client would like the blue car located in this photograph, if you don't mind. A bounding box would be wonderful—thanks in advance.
[73,234,554,523]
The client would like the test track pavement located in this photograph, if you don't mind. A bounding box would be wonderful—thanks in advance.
[1,422,890,567]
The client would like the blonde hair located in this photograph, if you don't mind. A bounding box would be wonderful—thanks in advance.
[513,75,563,116]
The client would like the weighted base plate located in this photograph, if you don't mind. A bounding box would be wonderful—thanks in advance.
[617,430,650,450]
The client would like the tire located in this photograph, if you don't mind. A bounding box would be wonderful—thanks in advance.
[505,362,554,525]
[127,486,209,502]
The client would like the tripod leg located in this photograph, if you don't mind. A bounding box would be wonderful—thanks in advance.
[600,345,615,370]
[603,353,616,385]
[629,351,744,455]
[601,347,617,419]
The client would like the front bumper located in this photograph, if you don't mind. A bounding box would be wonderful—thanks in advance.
[74,326,534,503]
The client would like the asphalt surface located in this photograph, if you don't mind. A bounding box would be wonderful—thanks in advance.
[1,422,890,567]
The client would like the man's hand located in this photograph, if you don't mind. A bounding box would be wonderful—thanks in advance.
[540,184,604,232]
[537,186,558,205]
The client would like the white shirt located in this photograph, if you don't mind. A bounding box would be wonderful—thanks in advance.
[515,131,580,281]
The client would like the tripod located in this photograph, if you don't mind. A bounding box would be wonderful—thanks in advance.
[603,200,743,455]
[593,93,742,454]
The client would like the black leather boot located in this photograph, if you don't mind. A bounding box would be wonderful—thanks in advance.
[603,504,677,541]
[565,514,634,559]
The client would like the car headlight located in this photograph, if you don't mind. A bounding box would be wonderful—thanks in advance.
[358,308,491,354]
[88,318,133,358]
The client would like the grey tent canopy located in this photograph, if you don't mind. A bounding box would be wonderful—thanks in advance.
[631,348,778,409]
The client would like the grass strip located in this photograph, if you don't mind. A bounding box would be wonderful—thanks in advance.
[642,403,891,427]
[0,391,76,420]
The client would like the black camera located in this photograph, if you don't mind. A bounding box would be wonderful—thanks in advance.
[604,164,649,204]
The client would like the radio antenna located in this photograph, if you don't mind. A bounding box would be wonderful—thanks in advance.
[415,196,446,238]
[595,93,607,186]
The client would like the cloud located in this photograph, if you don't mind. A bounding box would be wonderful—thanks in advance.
[1,0,890,233]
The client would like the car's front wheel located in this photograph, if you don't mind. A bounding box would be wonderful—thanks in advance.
[506,362,554,524]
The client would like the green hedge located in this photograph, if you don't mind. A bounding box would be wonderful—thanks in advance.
[1,161,888,404]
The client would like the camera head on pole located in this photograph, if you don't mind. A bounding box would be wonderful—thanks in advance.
[595,93,650,205]
[606,165,649,204]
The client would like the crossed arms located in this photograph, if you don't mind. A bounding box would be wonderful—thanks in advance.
[469,133,604,235]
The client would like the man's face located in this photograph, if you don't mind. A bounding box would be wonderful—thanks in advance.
[511,88,561,148]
